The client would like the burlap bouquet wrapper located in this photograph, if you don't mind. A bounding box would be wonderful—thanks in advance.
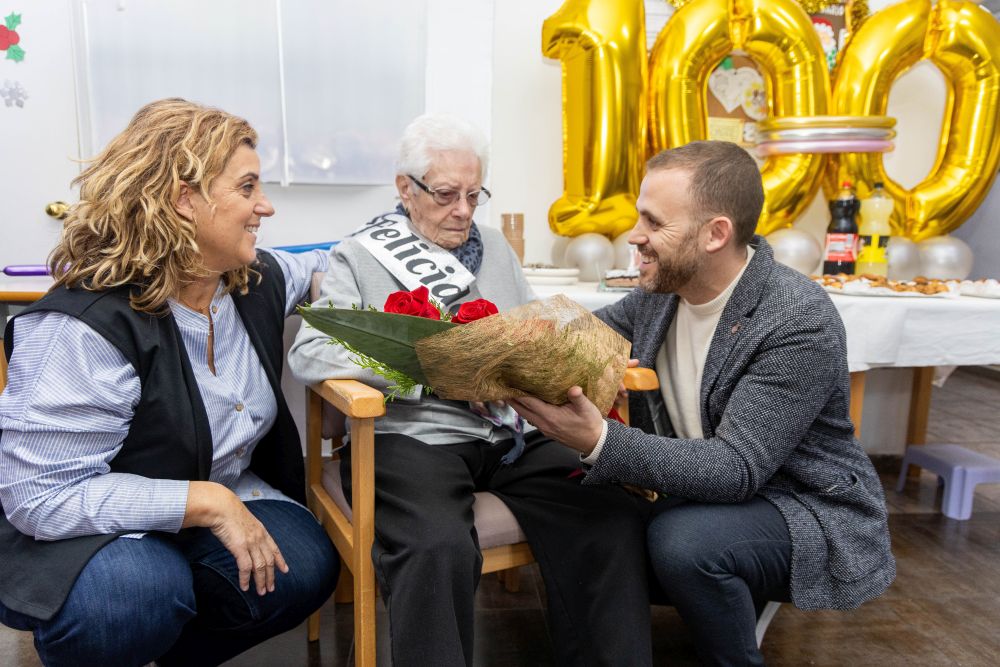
[415,295,630,415]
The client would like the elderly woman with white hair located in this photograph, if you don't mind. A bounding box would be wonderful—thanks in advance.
[288,114,652,666]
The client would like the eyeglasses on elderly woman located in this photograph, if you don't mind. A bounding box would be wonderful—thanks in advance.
[408,175,491,208]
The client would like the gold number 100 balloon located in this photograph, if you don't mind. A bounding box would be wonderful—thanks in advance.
[542,0,648,239]
[543,0,1000,240]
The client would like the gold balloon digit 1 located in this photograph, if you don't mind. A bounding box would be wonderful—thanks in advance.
[541,0,648,239]
[648,0,830,236]
[831,0,1000,241]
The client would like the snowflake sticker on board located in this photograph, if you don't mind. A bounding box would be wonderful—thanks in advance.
[1,79,26,107]
[1,12,24,63]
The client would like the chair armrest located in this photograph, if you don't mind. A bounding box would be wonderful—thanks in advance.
[623,367,658,391]
[312,371,652,416]
[618,367,658,427]
[311,379,386,419]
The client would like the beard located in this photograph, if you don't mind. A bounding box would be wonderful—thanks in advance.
[637,228,703,294]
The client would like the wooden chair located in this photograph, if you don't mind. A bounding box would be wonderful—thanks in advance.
[303,364,658,666]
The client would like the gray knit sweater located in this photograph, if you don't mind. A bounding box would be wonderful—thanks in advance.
[288,218,535,445]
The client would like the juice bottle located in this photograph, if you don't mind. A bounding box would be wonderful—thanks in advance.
[855,182,893,277]
[822,181,860,275]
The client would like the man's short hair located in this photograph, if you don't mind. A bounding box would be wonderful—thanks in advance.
[646,141,764,246]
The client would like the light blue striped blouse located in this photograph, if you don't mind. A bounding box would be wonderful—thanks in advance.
[0,249,328,541]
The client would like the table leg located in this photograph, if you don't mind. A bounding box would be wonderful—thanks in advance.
[905,366,935,477]
[849,371,865,439]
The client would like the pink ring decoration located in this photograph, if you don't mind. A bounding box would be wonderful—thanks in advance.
[755,139,894,156]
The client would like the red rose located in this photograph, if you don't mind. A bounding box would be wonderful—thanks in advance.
[383,286,440,320]
[0,28,16,49]
[451,298,499,324]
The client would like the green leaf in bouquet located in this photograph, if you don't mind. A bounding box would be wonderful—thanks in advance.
[298,305,455,387]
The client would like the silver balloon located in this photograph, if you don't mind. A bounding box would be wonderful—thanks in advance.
[886,236,920,281]
[916,235,974,280]
[766,228,822,276]
[550,235,571,267]
[612,230,638,269]
[564,233,615,282]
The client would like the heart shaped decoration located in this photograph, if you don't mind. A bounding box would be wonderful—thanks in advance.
[709,66,763,115]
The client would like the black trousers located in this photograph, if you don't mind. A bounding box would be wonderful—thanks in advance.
[342,430,652,667]
[647,496,794,667]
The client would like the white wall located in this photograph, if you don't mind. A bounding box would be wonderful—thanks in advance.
[204,0,508,250]
[0,1,499,267]
[249,0,500,249]
[0,0,81,269]
[490,0,564,264]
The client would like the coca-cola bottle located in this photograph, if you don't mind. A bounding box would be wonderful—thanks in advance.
[822,181,860,275]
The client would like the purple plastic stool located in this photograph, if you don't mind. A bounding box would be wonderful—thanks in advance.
[896,444,1000,520]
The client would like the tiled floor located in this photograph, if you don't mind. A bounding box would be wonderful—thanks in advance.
[4,367,1000,666]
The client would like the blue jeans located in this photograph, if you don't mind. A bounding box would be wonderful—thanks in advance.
[648,496,793,667]
[0,500,338,667]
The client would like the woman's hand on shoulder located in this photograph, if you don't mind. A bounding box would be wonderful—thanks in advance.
[183,481,289,596]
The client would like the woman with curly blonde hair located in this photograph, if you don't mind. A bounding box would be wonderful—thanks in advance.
[51,97,264,312]
[0,98,339,666]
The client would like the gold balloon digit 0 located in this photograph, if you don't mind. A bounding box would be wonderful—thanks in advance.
[542,0,648,238]
[648,0,830,236]
[829,0,1000,241]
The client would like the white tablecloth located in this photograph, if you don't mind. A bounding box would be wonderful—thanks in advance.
[531,282,1000,373]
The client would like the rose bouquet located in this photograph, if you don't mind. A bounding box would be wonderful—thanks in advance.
[298,287,630,414]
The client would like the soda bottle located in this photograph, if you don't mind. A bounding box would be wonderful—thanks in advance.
[822,181,860,275]
[855,182,893,277]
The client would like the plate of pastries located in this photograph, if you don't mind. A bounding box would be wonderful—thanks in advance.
[813,274,959,297]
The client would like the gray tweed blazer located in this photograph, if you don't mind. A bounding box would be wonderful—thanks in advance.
[589,236,895,610]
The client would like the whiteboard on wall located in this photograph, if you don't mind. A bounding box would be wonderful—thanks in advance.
[74,0,426,185]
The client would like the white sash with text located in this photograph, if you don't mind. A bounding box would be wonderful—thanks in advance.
[350,213,475,305]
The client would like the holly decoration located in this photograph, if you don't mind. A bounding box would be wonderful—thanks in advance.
[1,13,24,63]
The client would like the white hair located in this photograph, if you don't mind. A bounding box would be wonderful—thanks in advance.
[395,113,490,182]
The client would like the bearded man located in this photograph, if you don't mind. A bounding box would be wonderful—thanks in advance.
[511,141,895,666]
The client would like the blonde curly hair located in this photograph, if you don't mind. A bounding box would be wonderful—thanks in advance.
[50,98,260,313]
